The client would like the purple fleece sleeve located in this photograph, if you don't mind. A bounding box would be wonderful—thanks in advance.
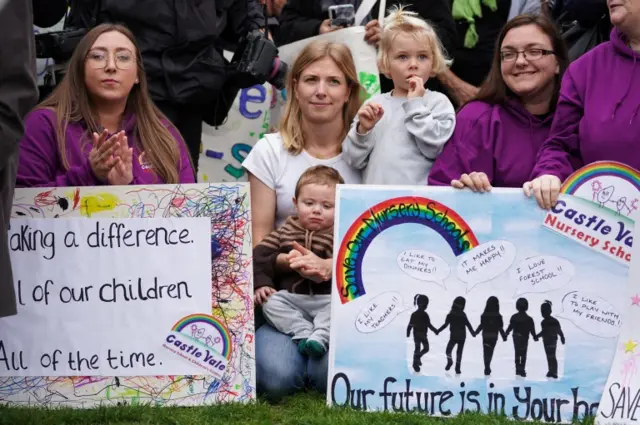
[17,109,100,188]
[428,102,496,185]
[530,69,584,182]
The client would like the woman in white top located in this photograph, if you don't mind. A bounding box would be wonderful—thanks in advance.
[242,39,362,400]
[244,41,362,240]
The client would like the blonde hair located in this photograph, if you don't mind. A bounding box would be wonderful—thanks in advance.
[294,165,345,198]
[280,40,362,155]
[378,5,452,76]
[37,24,190,183]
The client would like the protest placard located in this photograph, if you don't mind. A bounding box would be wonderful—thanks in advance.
[329,179,633,423]
[1,184,254,407]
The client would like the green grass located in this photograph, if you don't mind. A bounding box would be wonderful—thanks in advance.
[0,392,596,425]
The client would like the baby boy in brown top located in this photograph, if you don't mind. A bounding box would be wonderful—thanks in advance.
[253,165,343,358]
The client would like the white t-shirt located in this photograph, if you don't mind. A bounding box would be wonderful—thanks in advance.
[243,133,362,228]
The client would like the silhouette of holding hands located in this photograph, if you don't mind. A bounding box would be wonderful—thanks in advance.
[536,300,565,379]
[437,296,475,375]
[505,298,537,377]
[473,296,507,376]
[407,294,439,372]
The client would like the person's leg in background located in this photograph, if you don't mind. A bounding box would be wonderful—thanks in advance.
[156,101,204,174]
[255,323,307,400]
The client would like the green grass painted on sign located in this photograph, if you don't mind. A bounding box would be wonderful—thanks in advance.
[0,392,597,425]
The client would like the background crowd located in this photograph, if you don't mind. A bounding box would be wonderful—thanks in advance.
[1,0,637,404]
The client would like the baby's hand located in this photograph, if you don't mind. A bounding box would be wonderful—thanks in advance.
[407,76,426,99]
[287,249,303,261]
[254,286,276,305]
[357,103,384,134]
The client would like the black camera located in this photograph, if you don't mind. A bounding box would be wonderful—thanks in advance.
[229,29,288,90]
[35,28,88,62]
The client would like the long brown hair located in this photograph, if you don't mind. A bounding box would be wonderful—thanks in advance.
[280,40,362,155]
[38,23,186,183]
[474,14,569,111]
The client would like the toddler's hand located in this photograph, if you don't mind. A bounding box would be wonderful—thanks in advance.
[357,103,384,134]
[407,76,426,99]
[254,287,276,305]
[289,241,332,282]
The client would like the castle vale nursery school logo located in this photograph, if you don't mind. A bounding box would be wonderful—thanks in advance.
[162,314,232,377]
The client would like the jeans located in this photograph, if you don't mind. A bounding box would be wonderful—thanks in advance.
[255,323,328,400]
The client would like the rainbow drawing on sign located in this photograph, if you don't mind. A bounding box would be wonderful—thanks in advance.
[172,314,232,360]
[561,161,640,194]
[336,196,479,304]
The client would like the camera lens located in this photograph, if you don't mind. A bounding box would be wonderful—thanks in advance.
[269,59,288,91]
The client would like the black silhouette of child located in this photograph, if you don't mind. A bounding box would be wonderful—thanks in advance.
[536,300,565,379]
[473,296,507,376]
[504,297,538,377]
[407,294,439,372]
[437,296,475,375]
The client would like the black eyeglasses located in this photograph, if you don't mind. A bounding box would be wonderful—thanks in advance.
[500,48,555,62]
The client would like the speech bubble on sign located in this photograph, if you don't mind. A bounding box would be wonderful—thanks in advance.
[557,291,621,338]
[355,292,411,333]
[397,250,450,286]
[456,240,517,292]
[510,256,575,297]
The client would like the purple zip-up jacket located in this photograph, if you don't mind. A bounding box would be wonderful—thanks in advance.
[531,27,640,181]
[17,108,195,187]
[429,99,556,188]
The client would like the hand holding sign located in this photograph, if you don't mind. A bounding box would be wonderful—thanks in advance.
[523,174,562,210]
[364,19,381,46]
[451,172,492,192]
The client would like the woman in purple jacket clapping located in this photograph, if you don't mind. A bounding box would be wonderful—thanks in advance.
[428,15,570,191]
[17,24,195,188]
[525,1,640,209]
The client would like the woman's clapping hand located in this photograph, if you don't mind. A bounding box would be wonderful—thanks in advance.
[89,130,134,185]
